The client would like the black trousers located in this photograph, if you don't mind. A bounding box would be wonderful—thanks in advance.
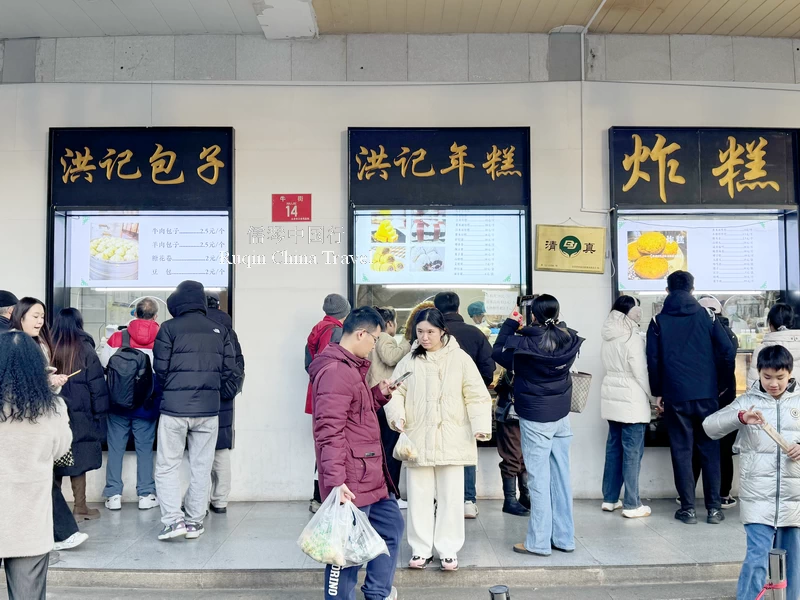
[53,475,79,542]
[496,420,525,480]
[664,399,721,512]
[1,554,49,600]
[377,408,402,491]
[691,430,736,498]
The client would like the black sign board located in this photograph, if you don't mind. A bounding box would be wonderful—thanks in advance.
[348,127,530,207]
[49,127,234,210]
[610,127,797,208]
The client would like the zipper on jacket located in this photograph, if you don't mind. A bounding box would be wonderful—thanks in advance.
[775,398,782,529]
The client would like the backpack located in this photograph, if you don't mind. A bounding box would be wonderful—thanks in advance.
[304,324,343,372]
[106,330,154,410]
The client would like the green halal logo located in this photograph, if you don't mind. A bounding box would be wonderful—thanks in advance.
[559,236,582,257]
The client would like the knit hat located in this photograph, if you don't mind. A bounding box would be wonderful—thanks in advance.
[0,291,18,307]
[323,293,350,319]
[467,301,486,317]
[698,296,722,314]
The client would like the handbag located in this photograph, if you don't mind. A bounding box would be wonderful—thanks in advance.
[54,448,74,468]
[570,371,592,413]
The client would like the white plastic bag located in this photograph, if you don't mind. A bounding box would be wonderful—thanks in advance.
[297,486,389,567]
[392,432,418,461]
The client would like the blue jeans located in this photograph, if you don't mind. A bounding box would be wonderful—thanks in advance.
[103,413,157,497]
[324,497,404,600]
[464,466,477,503]
[738,524,800,600]
[519,416,574,555]
[601,421,646,510]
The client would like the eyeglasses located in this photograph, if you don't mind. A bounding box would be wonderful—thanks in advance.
[358,329,379,344]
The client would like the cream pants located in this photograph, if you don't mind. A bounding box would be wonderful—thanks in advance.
[406,464,465,560]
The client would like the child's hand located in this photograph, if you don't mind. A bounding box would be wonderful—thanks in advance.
[741,406,765,425]
[787,444,800,461]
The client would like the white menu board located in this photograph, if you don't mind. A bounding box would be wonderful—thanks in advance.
[617,217,781,292]
[67,213,229,288]
[354,210,523,286]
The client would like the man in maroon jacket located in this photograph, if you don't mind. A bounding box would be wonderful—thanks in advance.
[309,307,403,600]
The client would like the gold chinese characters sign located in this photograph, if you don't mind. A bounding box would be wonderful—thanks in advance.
[610,127,795,208]
[49,127,234,210]
[349,127,530,208]
[535,225,606,274]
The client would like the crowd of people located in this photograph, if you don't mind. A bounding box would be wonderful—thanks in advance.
[0,281,244,600]
[3,269,800,600]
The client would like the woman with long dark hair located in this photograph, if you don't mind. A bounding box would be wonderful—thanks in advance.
[492,294,584,557]
[0,332,73,600]
[51,308,110,522]
[599,295,652,519]
[11,299,86,551]
[385,308,491,571]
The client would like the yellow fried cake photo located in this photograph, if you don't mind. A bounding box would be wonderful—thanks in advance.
[627,242,642,261]
[633,256,670,280]
[662,240,679,257]
[636,231,667,255]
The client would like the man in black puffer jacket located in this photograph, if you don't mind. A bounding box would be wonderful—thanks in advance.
[646,271,736,526]
[153,280,241,541]
[205,291,245,514]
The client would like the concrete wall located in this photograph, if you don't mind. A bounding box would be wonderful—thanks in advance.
[3,33,800,85]
[6,78,800,503]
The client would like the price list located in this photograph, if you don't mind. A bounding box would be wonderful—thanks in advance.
[452,216,496,278]
[711,227,754,287]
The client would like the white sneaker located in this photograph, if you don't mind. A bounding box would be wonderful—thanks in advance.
[53,532,88,551]
[384,586,398,600]
[464,501,478,519]
[601,501,623,512]
[105,495,122,511]
[622,505,651,519]
[138,494,159,510]
[397,499,408,510]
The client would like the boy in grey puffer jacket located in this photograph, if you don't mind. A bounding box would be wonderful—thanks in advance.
[703,345,800,600]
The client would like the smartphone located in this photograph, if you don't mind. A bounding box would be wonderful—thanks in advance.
[391,371,412,387]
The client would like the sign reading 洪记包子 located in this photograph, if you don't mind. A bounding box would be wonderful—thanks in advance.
[535,225,606,274]
[272,194,312,222]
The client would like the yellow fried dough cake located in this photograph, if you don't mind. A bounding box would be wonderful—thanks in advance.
[636,232,667,255]
[627,242,642,261]
[633,256,669,280]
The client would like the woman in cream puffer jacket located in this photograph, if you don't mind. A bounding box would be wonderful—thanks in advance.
[384,308,491,571]
[747,303,800,388]
[599,297,653,517]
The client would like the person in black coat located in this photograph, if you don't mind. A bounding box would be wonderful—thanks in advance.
[433,291,496,518]
[0,290,18,333]
[205,291,245,514]
[646,272,736,525]
[492,294,584,556]
[152,280,241,539]
[51,308,110,522]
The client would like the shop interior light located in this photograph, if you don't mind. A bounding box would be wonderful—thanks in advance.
[91,287,225,292]
[382,284,518,290]
[636,290,768,296]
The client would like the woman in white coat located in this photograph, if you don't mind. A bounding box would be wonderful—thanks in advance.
[600,296,652,519]
[385,308,491,572]
[747,303,800,388]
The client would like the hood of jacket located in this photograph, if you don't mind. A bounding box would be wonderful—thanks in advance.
[125,319,160,347]
[661,290,703,317]
[763,329,800,347]
[307,315,343,348]
[602,310,640,342]
[308,341,370,382]
[409,335,462,362]
[167,280,207,317]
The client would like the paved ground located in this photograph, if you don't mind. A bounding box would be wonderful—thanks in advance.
[7,582,736,600]
[45,498,746,571]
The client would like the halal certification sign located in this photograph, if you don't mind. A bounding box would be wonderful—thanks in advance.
[559,235,582,257]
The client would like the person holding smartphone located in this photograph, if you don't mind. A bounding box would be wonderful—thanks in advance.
[385,308,492,572]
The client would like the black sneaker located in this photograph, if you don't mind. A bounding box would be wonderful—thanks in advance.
[675,508,697,524]
[721,496,737,509]
[707,509,725,524]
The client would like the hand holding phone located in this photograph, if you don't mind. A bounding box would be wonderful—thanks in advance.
[390,371,412,389]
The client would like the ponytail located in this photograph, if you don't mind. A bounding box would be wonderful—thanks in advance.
[532,294,572,354]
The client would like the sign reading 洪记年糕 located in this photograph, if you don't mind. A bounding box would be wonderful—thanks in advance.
[49,127,234,210]
[348,127,530,207]
[609,127,796,208]
[535,225,606,274]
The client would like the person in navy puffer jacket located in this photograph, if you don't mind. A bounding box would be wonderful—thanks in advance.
[98,297,163,512]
